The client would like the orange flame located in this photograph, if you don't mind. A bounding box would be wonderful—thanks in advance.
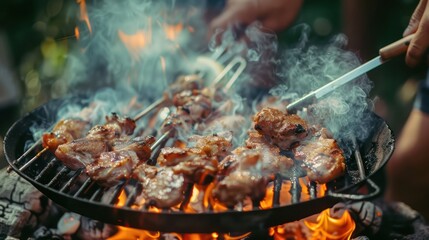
[164,23,183,41]
[304,209,356,240]
[74,27,80,40]
[76,0,92,33]
[118,30,148,60]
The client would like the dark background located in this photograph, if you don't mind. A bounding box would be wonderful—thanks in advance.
[0,0,422,168]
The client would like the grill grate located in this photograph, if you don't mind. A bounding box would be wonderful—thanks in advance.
[3,54,393,232]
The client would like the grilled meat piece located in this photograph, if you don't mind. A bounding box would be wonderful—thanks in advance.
[172,155,219,185]
[157,147,200,166]
[42,119,90,152]
[294,128,346,183]
[157,147,218,184]
[133,165,187,209]
[110,136,155,160]
[213,130,294,207]
[84,136,156,186]
[168,74,203,96]
[245,130,294,175]
[212,170,269,208]
[87,113,136,141]
[219,144,293,180]
[55,138,109,170]
[253,107,308,150]
[86,150,140,187]
[156,134,231,184]
[172,90,212,122]
[188,133,232,159]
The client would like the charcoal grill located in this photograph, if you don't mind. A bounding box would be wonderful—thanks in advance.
[3,92,394,233]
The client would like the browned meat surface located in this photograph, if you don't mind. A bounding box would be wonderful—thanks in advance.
[110,136,155,160]
[168,74,203,96]
[156,147,199,166]
[188,133,232,159]
[86,150,140,187]
[212,170,268,208]
[245,130,294,175]
[172,90,212,122]
[87,113,136,141]
[54,113,140,171]
[172,155,218,185]
[212,130,294,207]
[253,107,308,150]
[157,147,218,184]
[42,119,90,152]
[133,165,186,209]
[293,128,346,183]
[55,138,108,170]
[156,134,231,184]
[84,136,156,186]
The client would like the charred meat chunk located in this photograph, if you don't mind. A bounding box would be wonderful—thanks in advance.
[253,107,308,150]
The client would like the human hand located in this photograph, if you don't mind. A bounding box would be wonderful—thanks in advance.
[403,0,429,67]
[209,0,303,34]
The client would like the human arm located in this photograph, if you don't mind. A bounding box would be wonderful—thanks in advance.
[209,0,303,33]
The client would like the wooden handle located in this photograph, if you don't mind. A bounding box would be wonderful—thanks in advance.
[379,33,415,60]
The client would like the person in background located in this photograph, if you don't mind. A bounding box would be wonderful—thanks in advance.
[209,0,303,34]
[385,0,429,221]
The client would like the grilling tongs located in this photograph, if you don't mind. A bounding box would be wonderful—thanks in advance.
[286,33,415,112]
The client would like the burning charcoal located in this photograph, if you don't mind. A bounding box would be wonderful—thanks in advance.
[57,212,81,235]
[0,169,59,239]
[75,217,117,240]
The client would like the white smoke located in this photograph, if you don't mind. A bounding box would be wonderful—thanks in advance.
[270,24,375,155]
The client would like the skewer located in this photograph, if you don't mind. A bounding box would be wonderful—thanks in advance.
[132,56,247,121]
[12,55,246,175]
[19,147,49,172]
[7,139,44,172]
[133,97,166,121]
[108,129,174,206]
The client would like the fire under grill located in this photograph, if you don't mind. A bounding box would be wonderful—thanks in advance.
[3,58,394,234]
